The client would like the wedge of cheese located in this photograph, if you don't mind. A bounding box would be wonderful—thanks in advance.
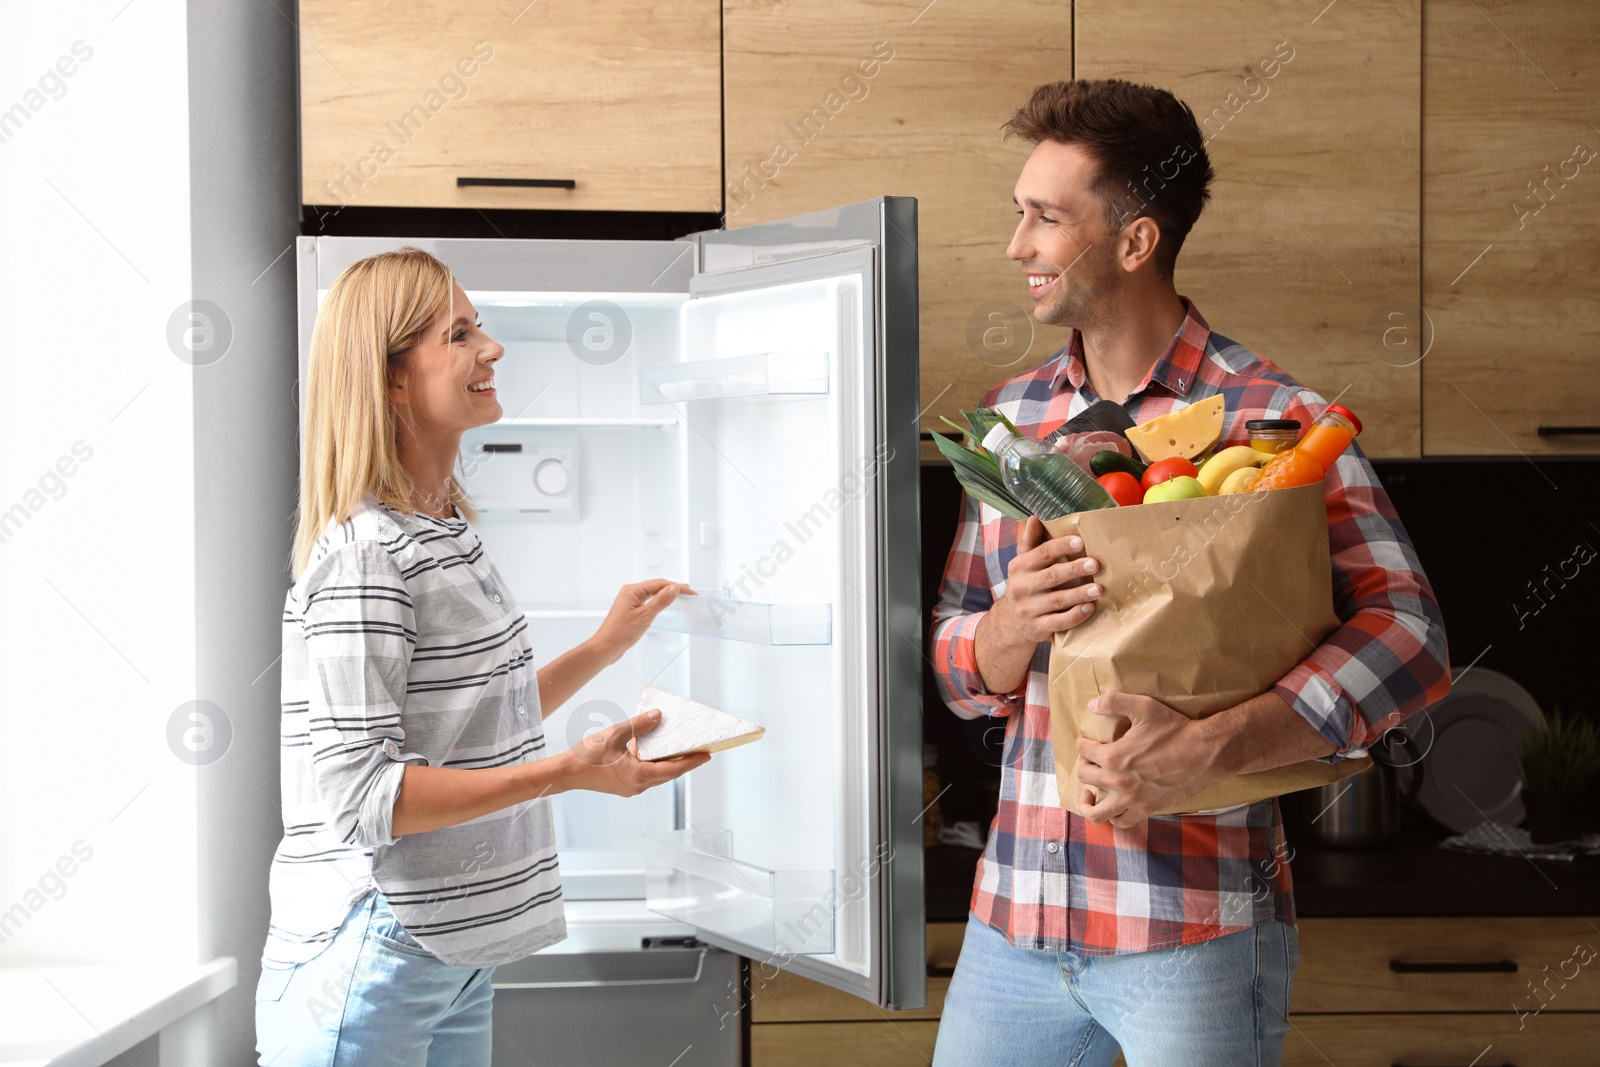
[1124,394,1226,463]
[635,685,765,761]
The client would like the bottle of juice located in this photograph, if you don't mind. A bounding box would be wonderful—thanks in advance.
[982,425,1118,518]
[1253,405,1362,491]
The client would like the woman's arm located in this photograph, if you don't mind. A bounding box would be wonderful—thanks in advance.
[392,708,708,836]
[537,579,692,717]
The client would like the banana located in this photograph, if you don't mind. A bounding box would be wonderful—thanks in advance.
[1220,466,1262,495]
[1196,445,1267,495]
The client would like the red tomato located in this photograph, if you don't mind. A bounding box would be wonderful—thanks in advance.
[1141,456,1199,491]
[1097,471,1144,507]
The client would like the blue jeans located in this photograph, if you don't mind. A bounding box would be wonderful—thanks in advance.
[255,890,496,1066]
[933,913,1298,1067]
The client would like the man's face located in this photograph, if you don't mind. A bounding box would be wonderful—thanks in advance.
[1006,140,1123,330]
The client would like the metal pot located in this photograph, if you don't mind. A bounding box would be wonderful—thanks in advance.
[1286,727,1429,848]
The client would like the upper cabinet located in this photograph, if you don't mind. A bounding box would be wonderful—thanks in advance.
[721,0,1071,451]
[297,1,722,213]
[1422,1,1600,455]
[1076,1,1423,459]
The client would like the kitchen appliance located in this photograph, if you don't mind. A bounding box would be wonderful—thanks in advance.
[296,199,927,1064]
[1287,731,1423,849]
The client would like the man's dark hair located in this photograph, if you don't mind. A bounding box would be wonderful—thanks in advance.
[1004,79,1214,279]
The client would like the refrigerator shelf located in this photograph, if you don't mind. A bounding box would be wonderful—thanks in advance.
[645,830,835,957]
[638,351,829,404]
[494,417,679,428]
[650,595,831,645]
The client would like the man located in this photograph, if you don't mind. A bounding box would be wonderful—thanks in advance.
[928,80,1450,1066]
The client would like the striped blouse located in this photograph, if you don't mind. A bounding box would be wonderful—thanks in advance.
[262,495,566,970]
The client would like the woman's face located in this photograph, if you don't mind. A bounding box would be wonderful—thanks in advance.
[389,282,505,439]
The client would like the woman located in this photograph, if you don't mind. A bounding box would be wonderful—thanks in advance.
[256,248,706,1065]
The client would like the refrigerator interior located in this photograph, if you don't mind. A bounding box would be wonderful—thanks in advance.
[461,256,880,981]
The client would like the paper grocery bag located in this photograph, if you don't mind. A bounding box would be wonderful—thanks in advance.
[1042,481,1371,815]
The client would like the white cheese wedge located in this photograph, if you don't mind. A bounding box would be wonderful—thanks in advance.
[635,685,765,761]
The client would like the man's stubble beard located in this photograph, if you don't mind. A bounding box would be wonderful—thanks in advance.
[1033,241,1121,334]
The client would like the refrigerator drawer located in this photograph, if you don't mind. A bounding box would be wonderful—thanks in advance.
[491,947,739,1067]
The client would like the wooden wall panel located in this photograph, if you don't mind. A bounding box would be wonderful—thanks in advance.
[722,0,1072,445]
[1076,0,1423,457]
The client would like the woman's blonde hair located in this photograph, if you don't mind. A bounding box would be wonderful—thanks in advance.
[291,246,479,580]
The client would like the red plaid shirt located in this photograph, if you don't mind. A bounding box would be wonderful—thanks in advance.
[931,299,1451,955]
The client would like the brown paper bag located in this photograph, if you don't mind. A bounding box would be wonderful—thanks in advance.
[1042,481,1370,815]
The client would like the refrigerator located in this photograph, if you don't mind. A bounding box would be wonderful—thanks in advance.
[295,198,927,1064]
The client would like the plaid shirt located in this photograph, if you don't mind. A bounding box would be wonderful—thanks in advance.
[931,299,1450,955]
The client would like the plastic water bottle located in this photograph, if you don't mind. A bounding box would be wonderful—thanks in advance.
[982,425,1118,519]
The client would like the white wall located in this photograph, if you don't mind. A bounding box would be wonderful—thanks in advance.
[0,2,197,963]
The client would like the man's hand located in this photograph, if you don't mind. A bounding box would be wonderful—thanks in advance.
[1074,691,1222,827]
[974,516,1101,695]
[995,516,1102,644]
[561,709,709,797]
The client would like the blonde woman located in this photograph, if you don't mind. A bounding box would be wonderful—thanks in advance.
[255,248,706,1065]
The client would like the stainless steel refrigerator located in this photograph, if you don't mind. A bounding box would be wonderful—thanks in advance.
[295,198,926,1065]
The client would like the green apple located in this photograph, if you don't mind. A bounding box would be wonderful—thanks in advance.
[1142,475,1207,503]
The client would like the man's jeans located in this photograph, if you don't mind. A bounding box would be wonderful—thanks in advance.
[933,912,1298,1067]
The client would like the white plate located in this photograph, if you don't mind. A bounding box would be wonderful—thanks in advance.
[1412,667,1544,834]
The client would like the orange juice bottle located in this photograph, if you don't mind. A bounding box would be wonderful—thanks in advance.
[1253,405,1362,490]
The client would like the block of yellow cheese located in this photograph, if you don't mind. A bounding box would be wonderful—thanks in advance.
[1124,394,1226,463]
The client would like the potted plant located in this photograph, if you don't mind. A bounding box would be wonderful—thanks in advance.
[1517,711,1600,845]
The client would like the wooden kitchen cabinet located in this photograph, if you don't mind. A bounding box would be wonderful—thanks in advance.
[1075,1,1423,458]
[1421,1,1600,455]
[750,916,1596,1064]
[721,0,1071,457]
[297,0,722,212]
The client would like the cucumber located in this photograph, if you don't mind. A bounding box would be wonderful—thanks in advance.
[1089,450,1147,479]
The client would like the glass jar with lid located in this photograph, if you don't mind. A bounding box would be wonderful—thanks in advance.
[1245,419,1300,456]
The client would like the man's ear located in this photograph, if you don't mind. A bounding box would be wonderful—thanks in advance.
[1119,216,1164,274]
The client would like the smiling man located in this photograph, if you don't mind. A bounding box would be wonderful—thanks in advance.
[928,80,1450,1066]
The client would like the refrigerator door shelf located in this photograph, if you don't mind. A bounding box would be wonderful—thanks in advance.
[639,351,830,404]
[645,830,835,957]
[651,594,831,646]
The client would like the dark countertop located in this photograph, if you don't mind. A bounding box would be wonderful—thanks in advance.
[1287,826,1600,918]
[926,827,1600,923]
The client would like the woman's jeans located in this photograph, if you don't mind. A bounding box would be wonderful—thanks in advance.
[255,889,496,1066]
[933,912,1299,1067]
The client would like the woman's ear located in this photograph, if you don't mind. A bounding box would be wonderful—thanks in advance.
[387,367,409,408]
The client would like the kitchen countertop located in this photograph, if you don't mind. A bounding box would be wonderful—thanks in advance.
[926,826,1600,923]
[1288,828,1600,917]
[0,958,235,1067]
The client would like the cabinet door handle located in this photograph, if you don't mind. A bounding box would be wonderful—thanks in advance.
[456,176,577,189]
[1536,425,1600,436]
[1388,959,1517,974]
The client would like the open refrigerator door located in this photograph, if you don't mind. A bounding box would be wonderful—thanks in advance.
[295,197,924,1013]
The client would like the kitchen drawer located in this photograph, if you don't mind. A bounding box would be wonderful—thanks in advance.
[751,1022,939,1066]
[751,922,965,1021]
[1285,1012,1598,1066]
[1293,917,1600,1014]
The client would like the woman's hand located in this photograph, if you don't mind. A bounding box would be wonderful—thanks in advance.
[592,579,694,664]
[560,709,709,797]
